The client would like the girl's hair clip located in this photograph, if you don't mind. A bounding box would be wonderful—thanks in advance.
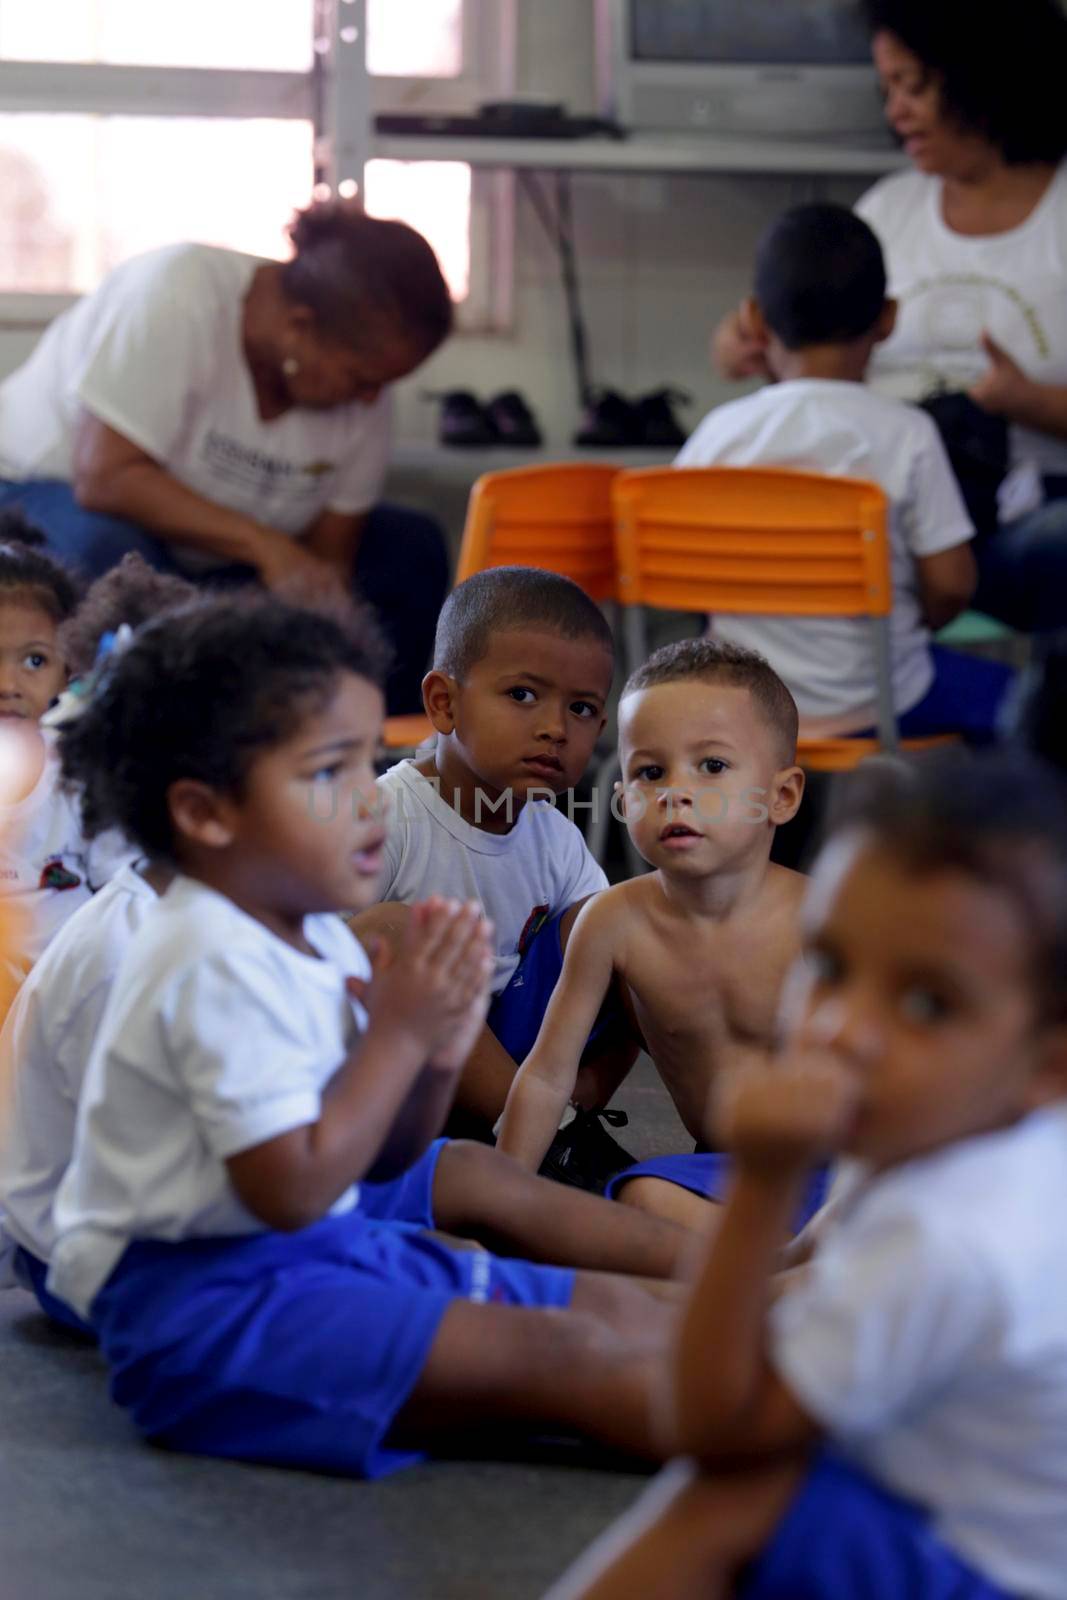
[41,623,138,729]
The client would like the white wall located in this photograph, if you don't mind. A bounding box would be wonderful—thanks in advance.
[392,0,869,451]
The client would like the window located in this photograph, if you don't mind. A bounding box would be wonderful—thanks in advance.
[0,0,513,323]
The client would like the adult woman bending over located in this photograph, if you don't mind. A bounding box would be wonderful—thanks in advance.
[0,202,453,710]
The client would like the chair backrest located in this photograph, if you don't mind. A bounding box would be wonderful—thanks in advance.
[456,463,620,601]
[612,466,891,616]
[612,465,897,748]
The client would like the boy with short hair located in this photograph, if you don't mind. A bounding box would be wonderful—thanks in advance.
[549,749,1067,1600]
[678,202,1012,743]
[498,638,810,1227]
[371,565,637,1185]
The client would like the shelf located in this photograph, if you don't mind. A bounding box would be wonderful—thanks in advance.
[391,442,677,476]
[372,131,907,177]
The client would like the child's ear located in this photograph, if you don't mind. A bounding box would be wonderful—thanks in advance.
[742,295,768,343]
[167,779,236,851]
[768,765,806,827]
[874,298,898,344]
[422,669,458,735]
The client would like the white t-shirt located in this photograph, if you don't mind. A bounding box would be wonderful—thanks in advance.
[376,760,608,993]
[772,1108,1067,1599]
[48,876,371,1320]
[675,380,973,735]
[0,734,129,982]
[0,243,392,571]
[857,162,1067,478]
[0,863,157,1279]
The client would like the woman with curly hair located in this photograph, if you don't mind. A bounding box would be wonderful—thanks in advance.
[0,202,454,711]
[714,0,1067,631]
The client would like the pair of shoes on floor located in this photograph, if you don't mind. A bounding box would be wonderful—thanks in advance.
[574,387,691,449]
[538,1107,636,1195]
[433,389,543,448]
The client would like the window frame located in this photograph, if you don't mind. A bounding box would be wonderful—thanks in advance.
[0,0,515,332]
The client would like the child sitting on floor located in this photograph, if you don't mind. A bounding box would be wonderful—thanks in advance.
[499,639,812,1232]
[369,565,637,1189]
[0,588,691,1339]
[677,202,1012,744]
[549,748,1067,1600]
[45,592,680,1476]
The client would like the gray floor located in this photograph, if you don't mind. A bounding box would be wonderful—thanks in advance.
[0,1060,690,1600]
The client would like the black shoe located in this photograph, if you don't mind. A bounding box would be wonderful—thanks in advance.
[573,389,642,448]
[633,387,691,448]
[538,1108,636,1194]
[434,389,498,447]
[485,389,543,447]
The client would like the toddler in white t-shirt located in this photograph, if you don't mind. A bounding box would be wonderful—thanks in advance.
[550,749,1067,1600]
[0,517,86,984]
[678,203,1013,744]
[44,591,682,1477]
[366,567,638,1189]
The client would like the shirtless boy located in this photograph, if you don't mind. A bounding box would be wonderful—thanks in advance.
[497,639,809,1229]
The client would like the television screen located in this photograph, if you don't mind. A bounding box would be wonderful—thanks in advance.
[631,0,873,66]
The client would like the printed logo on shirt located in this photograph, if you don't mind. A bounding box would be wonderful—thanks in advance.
[38,858,82,892]
[516,904,551,958]
[200,430,329,503]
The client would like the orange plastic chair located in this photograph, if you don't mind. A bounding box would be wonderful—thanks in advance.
[455,462,621,598]
[611,465,958,770]
[382,462,622,752]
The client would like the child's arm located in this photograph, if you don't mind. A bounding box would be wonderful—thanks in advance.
[496,895,619,1170]
[915,545,976,631]
[226,898,492,1230]
[671,1051,861,1464]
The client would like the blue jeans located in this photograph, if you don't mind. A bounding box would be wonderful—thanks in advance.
[0,478,449,715]
[973,487,1067,633]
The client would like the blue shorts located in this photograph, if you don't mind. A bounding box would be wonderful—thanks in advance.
[357,1138,445,1229]
[13,1245,96,1339]
[853,645,1014,747]
[741,1453,1012,1598]
[90,1210,575,1479]
[606,1154,829,1232]
[489,908,617,1063]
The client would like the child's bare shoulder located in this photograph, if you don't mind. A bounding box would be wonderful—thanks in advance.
[576,876,657,943]
[764,863,808,910]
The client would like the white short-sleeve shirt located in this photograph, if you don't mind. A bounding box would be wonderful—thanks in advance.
[376,760,608,993]
[771,1108,1067,1599]
[856,162,1067,478]
[0,244,392,570]
[0,863,158,1278]
[675,380,974,734]
[48,876,371,1319]
[0,734,129,982]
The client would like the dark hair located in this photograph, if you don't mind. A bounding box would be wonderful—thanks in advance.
[281,201,453,359]
[0,509,80,624]
[755,204,886,351]
[59,553,198,680]
[434,567,615,682]
[862,0,1067,164]
[59,591,388,859]
[623,638,799,764]
[834,748,1067,1022]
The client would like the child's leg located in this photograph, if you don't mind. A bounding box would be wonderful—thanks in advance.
[615,1175,723,1234]
[430,1139,696,1278]
[547,1452,1015,1600]
[543,1456,805,1600]
[91,1219,681,1476]
[610,1156,828,1237]
[389,1270,679,1461]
